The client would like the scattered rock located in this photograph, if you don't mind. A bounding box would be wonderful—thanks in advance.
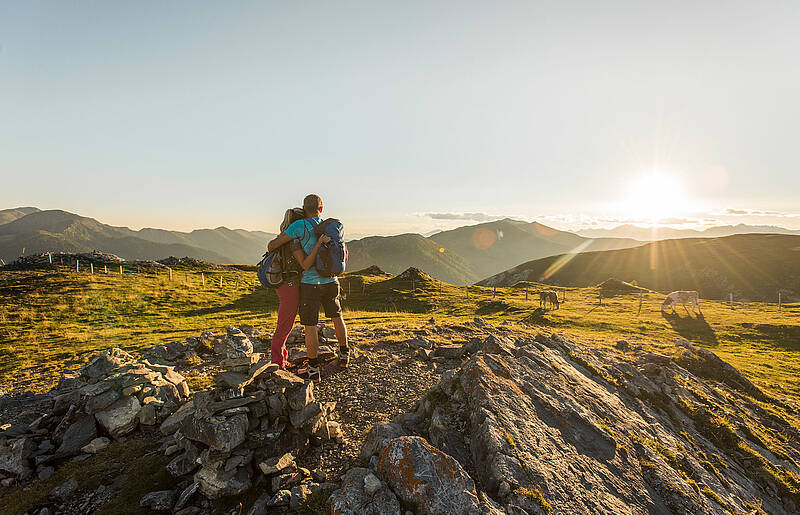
[329,467,401,515]
[258,452,294,475]
[140,490,176,511]
[95,396,142,438]
[360,422,409,461]
[37,465,54,480]
[50,477,79,500]
[433,344,464,360]
[377,436,484,515]
[0,436,37,476]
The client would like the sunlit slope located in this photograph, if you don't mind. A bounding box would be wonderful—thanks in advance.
[477,233,800,301]
[430,218,641,280]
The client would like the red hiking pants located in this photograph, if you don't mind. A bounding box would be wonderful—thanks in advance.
[271,282,299,369]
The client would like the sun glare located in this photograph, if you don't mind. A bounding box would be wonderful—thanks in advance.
[623,172,687,222]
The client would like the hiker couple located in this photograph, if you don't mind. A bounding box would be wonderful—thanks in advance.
[266,194,348,381]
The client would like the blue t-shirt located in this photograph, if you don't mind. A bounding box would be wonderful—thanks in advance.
[284,217,336,285]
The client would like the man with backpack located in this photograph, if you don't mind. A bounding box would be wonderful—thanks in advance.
[267,194,348,381]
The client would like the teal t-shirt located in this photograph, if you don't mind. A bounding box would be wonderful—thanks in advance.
[284,217,336,285]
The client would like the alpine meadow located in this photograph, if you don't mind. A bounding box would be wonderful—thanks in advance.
[2,3,800,515]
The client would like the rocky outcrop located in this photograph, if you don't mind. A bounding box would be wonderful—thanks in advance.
[335,330,800,514]
[156,345,340,510]
[407,333,800,514]
[0,347,190,485]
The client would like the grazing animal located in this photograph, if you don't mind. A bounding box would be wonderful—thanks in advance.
[539,290,560,310]
[661,291,701,315]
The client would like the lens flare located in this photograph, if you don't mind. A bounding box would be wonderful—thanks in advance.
[472,228,497,250]
[623,172,688,222]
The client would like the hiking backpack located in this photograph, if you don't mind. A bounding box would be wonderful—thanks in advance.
[313,218,347,278]
[256,208,305,288]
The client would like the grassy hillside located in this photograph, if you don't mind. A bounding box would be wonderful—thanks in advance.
[430,219,641,280]
[478,233,800,301]
[346,233,479,284]
[0,209,272,264]
[1,265,799,405]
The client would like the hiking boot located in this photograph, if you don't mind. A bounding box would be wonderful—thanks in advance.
[299,359,321,382]
[339,346,350,368]
[308,363,321,382]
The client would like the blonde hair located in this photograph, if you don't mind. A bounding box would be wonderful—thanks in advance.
[280,208,304,232]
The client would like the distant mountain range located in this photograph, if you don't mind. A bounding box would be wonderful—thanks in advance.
[478,233,800,301]
[578,223,800,241]
[1,208,648,283]
[346,234,478,285]
[430,219,641,281]
[0,208,275,265]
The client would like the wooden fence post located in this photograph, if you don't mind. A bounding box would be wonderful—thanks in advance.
[219,276,223,288]
[637,292,643,315]
[348,281,351,296]
[104,265,108,274]
[119,265,123,275]
[48,253,52,264]
[729,292,733,310]
[90,263,94,274]
[169,268,173,281]
[202,273,205,287]
[76,259,79,273]
[778,292,782,312]
[493,286,496,298]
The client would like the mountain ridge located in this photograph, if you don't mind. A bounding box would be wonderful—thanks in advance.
[579,222,800,240]
[0,209,273,264]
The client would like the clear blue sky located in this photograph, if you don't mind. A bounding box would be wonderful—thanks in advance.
[2,1,799,235]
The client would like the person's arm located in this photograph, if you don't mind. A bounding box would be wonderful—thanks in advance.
[267,232,292,252]
[292,235,330,270]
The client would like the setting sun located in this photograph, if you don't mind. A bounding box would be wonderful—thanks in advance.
[623,172,688,222]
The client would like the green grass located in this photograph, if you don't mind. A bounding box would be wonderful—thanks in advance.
[1,267,799,405]
[1,265,800,513]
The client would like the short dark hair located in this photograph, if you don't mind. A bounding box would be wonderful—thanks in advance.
[303,194,323,216]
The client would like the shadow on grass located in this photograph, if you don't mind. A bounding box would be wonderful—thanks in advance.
[181,288,278,317]
[662,311,719,346]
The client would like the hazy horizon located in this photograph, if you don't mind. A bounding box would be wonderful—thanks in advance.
[2,2,799,235]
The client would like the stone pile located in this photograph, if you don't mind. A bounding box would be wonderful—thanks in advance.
[143,326,266,365]
[0,348,190,486]
[154,342,342,512]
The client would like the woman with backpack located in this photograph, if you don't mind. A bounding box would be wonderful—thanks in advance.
[266,208,330,370]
